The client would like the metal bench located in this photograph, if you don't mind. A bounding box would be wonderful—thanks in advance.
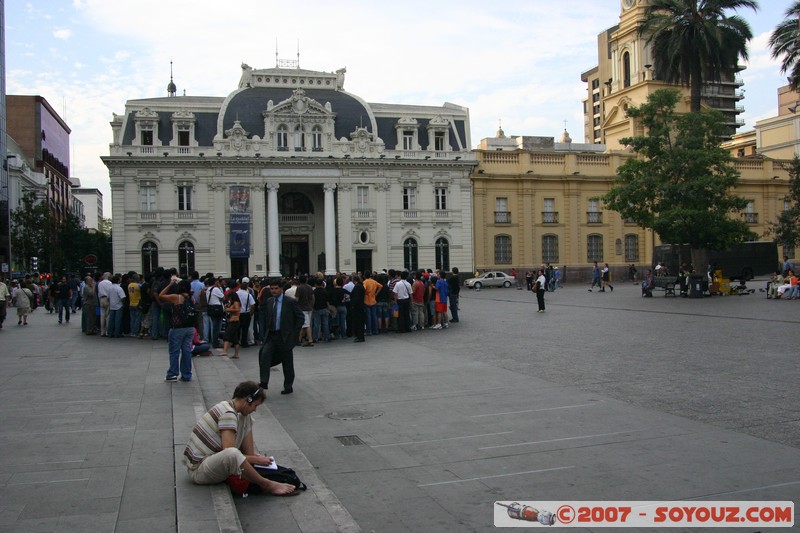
[652,276,677,297]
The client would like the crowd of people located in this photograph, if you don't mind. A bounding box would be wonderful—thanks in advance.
[0,267,464,382]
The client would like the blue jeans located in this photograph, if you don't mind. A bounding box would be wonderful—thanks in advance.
[202,312,212,343]
[365,305,379,335]
[57,298,71,322]
[191,342,211,355]
[335,305,347,337]
[167,326,193,380]
[150,304,162,339]
[312,308,330,341]
[129,308,142,336]
[210,316,222,346]
[108,308,123,337]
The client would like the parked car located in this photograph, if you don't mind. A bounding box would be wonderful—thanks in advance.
[464,271,513,289]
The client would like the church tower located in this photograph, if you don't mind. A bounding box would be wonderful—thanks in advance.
[581,0,744,148]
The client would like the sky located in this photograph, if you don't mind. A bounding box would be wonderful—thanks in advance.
[5,0,798,217]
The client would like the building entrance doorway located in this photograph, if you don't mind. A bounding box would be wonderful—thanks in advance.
[230,258,249,280]
[281,236,309,276]
[356,250,372,274]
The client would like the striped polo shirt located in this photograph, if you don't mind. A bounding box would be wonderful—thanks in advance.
[184,400,251,465]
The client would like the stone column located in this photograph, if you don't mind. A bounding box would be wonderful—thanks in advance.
[267,182,281,277]
[252,184,267,276]
[324,182,337,275]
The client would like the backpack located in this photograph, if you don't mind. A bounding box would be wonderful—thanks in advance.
[171,297,197,328]
[226,464,307,497]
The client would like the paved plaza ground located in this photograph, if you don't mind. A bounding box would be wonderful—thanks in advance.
[0,279,798,532]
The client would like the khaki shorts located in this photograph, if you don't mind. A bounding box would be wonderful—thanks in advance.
[185,448,246,485]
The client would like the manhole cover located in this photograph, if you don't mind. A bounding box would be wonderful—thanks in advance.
[326,410,383,420]
[334,435,366,446]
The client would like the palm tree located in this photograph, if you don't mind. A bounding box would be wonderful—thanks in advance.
[640,0,758,112]
[769,2,800,90]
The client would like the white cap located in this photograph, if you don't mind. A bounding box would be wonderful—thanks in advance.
[241,277,250,284]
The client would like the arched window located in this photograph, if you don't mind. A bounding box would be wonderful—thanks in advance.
[294,125,305,151]
[624,234,639,262]
[277,125,288,151]
[142,241,158,275]
[178,241,195,278]
[623,52,631,88]
[587,234,603,262]
[542,234,559,263]
[311,126,323,151]
[495,235,512,264]
[435,237,450,271]
[404,238,418,271]
[279,192,314,214]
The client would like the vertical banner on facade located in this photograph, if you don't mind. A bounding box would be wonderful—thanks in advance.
[230,213,251,258]
[229,186,251,213]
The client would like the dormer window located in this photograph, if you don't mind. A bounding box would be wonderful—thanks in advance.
[170,110,196,150]
[133,107,160,150]
[426,115,451,153]
[395,117,420,152]
[262,88,336,155]
[403,131,414,150]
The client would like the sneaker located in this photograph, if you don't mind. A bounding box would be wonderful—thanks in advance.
[410,325,417,331]
[165,376,178,383]
[431,324,442,330]
[610,286,614,292]
[441,324,448,329]
[179,376,191,382]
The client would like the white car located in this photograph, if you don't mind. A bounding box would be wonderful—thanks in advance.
[464,271,514,289]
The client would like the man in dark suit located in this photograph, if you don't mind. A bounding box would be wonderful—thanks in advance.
[258,279,304,394]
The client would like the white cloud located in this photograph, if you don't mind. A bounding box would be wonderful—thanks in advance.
[53,28,72,40]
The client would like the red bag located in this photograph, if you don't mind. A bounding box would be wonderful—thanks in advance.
[226,474,250,496]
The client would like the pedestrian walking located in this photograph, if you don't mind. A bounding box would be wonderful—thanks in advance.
[601,263,613,292]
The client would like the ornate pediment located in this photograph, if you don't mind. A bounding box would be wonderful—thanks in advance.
[264,88,332,119]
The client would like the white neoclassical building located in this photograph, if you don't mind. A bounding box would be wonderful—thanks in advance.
[103,64,476,279]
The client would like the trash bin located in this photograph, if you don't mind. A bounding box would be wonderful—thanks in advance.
[688,275,704,298]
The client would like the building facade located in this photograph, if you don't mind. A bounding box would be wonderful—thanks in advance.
[103,64,476,278]
[473,129,790,278]
[581,0,744,147]
[71,185,103,231]
[6,95,72,222]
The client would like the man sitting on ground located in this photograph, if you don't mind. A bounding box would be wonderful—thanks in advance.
[183,381,296,495]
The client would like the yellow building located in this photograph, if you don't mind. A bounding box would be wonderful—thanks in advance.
[582,0,744,147]
[472,129,790,280]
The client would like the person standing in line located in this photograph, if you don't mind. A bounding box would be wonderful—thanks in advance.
[331,277,349,339]
[128,274,142,338]
[362,271,382,336]
[350,275,366,343]
[107,275,127,338]
[97,272,112,336]
[588,261,601,292]
[410,271,426,331]
[601,263,613,292]
[236,278,255,348]
[206,277,225,347]
[535,268,547,313]
[161,278,195,382]
[221,290,242,359]
[82,275,98,335]
[258,279,304,394]
[446,267,461,323]
[311,277,331,342]
[392,270,413,333]
[433,273,449,329]
[293,275,315,347]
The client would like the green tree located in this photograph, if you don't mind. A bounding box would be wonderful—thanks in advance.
[11,193,113,274]
[770,156,800,249]
[641,0,758,112]
[10,192,53,272]
[603,89,756,271]
[768,1,800,90]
